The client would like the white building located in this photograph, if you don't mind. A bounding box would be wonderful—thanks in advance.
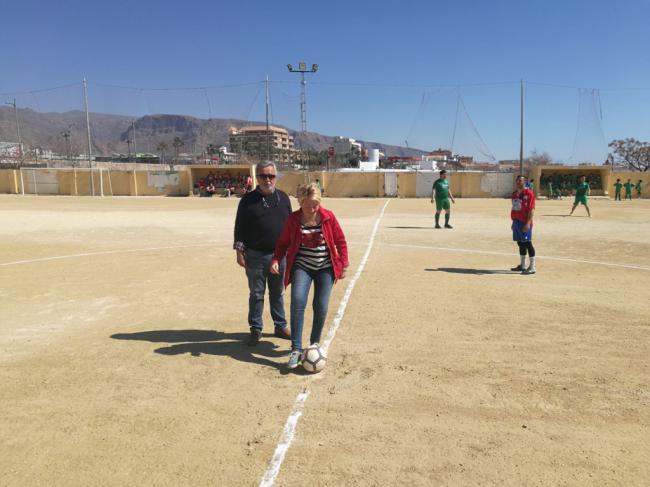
[333,136,362,155]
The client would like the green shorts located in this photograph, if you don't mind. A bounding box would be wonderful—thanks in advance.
[574,195,588,205]
[435,198,451,211]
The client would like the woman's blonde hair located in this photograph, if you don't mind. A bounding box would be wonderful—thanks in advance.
[297,182,322,203]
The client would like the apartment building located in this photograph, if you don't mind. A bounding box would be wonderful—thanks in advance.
[229,125,294,163]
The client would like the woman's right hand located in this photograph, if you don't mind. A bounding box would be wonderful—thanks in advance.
[270,261,279,275]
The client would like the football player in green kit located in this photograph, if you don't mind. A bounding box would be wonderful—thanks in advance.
[569,175,591,217]
[614,179,623,201]
[636,180,643,199]
[431,170,456,229]
[624,179,634,200]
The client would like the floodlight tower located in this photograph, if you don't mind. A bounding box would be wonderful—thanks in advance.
[287,62,318,135]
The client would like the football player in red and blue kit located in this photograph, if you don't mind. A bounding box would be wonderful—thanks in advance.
[511,175,536,275]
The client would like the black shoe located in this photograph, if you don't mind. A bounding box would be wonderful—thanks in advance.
[444,224,453,229]
[435,224,442,229]
[247,328,261,346]
[510,265,523,272]
[274,326,291,339]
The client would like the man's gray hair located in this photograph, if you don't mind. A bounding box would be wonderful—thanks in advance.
[256,161,277,174]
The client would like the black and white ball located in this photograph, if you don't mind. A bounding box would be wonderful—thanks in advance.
[301,344,327,373]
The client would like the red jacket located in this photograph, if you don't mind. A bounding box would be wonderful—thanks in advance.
[272,207,349,288]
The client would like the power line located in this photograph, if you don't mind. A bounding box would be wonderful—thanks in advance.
[4,79,650,95]
[89,81,264,91]
[0,82,82,96]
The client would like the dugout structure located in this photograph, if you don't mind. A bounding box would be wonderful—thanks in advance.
[531,165,611,198]
[188,165,255,197]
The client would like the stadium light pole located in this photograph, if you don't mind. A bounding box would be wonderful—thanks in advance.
[4,98,23,164]
[519,79,524,176]
[61,128,72,161]
[287,62,318,168]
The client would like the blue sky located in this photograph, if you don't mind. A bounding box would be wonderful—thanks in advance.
[1,0,648,162]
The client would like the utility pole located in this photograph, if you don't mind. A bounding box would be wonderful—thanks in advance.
[4,98,22,164]
[83,78,98,196]
[519,79,524,176]
[131,120,137,162]
[287,62,318,168]
[265,75,271,161]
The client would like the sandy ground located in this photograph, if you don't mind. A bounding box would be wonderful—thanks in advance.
[0,195,648,486]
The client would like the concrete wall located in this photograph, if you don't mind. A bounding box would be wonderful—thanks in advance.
[4,166,641,198]
[0,170,16,193]
[320,172,383,197]
[0,168,190,196]
[276,171,384,198]
[133,170,190,196]
[397,172,417,197]
[275,171,314,196]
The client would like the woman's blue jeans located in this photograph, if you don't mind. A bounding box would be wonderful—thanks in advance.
[290,265,335,352]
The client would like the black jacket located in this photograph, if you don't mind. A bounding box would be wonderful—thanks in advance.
[233,188,292,252]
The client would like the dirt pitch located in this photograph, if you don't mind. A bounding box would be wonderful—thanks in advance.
[1,195,648,486]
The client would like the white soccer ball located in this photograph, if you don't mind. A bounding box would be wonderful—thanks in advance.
[301,344,327,373]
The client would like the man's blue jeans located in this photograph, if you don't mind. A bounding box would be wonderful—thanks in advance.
[290,265,335,352]
[245,249,287,331]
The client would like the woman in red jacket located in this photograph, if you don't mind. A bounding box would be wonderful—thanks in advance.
[270,182,349,369]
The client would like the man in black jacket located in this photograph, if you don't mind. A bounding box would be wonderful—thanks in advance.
[234,161,292,346]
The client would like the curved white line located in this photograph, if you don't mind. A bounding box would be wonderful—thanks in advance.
[378,243,650,272]
[0,243,221,267]
[259,200,391,487]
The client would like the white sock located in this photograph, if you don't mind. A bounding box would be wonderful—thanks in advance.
[520,255,526,268]
[529,257,536,270]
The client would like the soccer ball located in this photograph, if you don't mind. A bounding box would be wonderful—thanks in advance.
[301,344,327,373]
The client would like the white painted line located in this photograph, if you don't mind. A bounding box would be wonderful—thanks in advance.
[321,200,391,355]
[378,242,650,272]
[258,199,391,487]
[258,390,309,487]
[0,243,219,267]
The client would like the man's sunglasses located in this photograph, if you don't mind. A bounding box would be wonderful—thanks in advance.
[256,174,276,180]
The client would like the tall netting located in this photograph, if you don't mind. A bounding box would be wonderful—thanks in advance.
[2,77,650,187]
[599,89,650,157]
[89,81,270,160]
[0,83,87,164]
[404,85,509,164]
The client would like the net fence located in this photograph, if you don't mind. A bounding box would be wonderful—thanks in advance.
[0,79,648,169]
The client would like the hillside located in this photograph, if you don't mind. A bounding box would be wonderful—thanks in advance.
[0,107,426,158]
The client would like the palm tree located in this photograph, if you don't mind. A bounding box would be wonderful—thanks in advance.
[172,137,184,166]
[156,142,168,167]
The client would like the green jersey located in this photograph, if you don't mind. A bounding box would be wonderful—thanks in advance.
[432,178,450,201]
[576,181,590,198]
[624,182,633,193]
[614,182,623,193]
[636,181,643,192]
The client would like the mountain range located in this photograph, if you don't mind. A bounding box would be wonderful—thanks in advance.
[0,107,426,159]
